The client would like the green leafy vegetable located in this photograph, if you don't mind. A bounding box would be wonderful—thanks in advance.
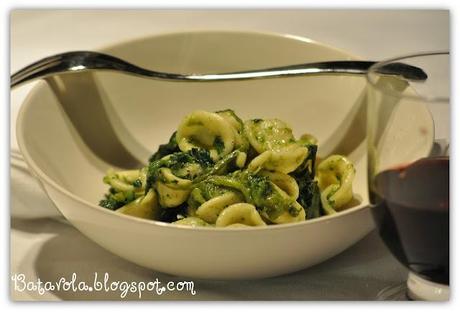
[148,131,180,162]
[99,168,147,210]
[145,148,214,193]
[202,170,292,220]
[290,144,322,219]
[213,136,225,155]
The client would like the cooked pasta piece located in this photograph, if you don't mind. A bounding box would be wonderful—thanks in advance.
[195,192,243,223]
[235,151,247,168]
[215,203,267,227]
[244,118,295,153]
[216,109,244,131]
[201,171,296,222]
[216,109,249,151]
[247,144,309,173]
[173,217,211,227]
[298,133,318,145]
[259,170,299,200]
[117,189,159,219]
[155,181,191,208]
[103,168,146,194]
[157,168,193,189]
[187,179,239,214]
[176,110,235,160]
[153,168,193,207]
[271,201,306,224]
[317,155,356,215]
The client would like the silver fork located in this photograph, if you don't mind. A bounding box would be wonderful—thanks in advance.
[11,51,427,88]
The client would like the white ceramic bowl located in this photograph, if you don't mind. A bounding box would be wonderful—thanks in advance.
[16,30,424,280]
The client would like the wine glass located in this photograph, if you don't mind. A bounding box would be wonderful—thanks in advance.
[366,52,449,301]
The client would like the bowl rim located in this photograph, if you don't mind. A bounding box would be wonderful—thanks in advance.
[16,29,373,232]
[98,28,360,63]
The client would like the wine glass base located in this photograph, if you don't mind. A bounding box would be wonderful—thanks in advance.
[376,273,450,301]
[407,272,450,301]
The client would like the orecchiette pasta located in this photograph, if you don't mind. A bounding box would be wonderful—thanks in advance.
[155,180,191,208]
[271,201,306,224]
[117,189,159,219]
[244,118,296,153]
[317,155,356,215]
[157,168,193,189]
[103,168,146,193]
[173,217,210,227]
[247,144,309,174]
[216,109,249,151]
[154,168,194,207]
[215,203,267,227]
[176,110,235,160]
[298,133,318,145]
[259,170,299,200]
[195,192,243,223]
[99,109,357,227]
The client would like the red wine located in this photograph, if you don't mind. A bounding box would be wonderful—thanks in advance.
[372,157,449,285]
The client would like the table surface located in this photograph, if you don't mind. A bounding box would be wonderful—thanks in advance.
[10,10,449,301]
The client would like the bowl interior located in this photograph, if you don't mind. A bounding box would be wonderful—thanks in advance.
[19,31,374,209]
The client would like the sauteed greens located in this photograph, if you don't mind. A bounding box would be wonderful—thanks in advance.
[99,109,355,227]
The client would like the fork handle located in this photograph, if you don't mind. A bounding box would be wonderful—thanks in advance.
[11,51,427,88]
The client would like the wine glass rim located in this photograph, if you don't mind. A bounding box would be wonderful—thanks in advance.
[366,51,450,103]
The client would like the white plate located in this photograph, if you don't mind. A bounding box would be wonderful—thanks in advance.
[16,30,431,279]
